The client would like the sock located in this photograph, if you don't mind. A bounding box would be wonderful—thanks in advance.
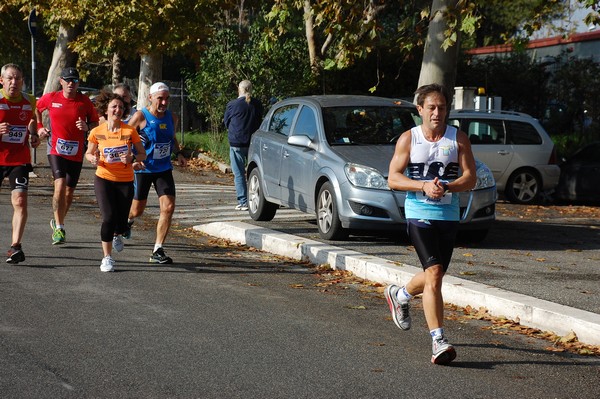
[430,328,444,340]
[154,243,162,252]
[128,218,134,224]
[396,286,412,302]
[57,224,65,230]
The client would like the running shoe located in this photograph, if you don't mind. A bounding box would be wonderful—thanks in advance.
[50,218,56,230]
[6,244,25,264]
[384,285,411,330]
[100,255,115,272]
[112,235,124,252]
[123,220,134,240]
[149,247,173,264]
[431,336,457,365]
[52,228,66,245]
[235,203,249,211]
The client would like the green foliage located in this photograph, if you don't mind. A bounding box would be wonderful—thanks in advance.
[457,51,600,158]
[182,131,230,163]
[457,53,550,117]
[545,54,600,142]
[185,17,316,133]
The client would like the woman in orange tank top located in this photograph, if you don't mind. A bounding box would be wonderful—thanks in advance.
[85,91,146,272]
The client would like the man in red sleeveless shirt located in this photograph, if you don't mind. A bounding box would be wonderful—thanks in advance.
[35,67,99,245]
[0,63,41,264]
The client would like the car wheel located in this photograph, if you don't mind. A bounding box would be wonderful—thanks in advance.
[504,169,541,204]
[316,182,348,240]
[248,168,278,221]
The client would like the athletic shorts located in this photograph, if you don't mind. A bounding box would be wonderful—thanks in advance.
[406,218,459,272]
[0,164,31,192]
[48,154,83,188]
[133,170,176,201]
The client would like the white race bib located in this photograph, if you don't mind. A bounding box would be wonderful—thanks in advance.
[1,126,27,144]
[153,142,171,159]
[56,138,80,156]
[103,144,129,164]
[416,191,452,205]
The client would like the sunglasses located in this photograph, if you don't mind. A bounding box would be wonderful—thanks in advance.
[62,78,79,83]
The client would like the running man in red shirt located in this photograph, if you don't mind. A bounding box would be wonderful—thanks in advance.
[0,63,41,263]
[35,67,99,245]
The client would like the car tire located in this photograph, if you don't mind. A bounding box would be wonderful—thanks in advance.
[505,169,541,204]
[316,182,348,240]
[248,168,278,221]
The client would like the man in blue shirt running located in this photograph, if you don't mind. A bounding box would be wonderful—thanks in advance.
[126,82,187,264]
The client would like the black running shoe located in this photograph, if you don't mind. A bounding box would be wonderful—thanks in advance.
[123,220,134,240]
[6,244,25,264]
[149,247,173,264]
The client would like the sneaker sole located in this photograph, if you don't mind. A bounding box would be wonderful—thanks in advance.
[6,256,25,264]
[52,240,65,246]
[432,347,457,365]
[149,257,173,264]
[384,286,411,330]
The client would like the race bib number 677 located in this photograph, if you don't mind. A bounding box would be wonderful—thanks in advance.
[56,138,79,156]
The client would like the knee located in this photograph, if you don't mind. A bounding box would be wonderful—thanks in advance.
[424,265,444,289]
[12,193,27,209]
[162,201,175,215]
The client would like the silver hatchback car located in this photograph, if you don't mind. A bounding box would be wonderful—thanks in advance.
[247,95,497,241]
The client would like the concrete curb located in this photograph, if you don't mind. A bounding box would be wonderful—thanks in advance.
[194,221,600,346]
[196,153,231,174]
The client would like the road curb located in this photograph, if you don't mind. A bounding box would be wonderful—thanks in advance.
[194,221,600,346]
[196,153,231,174]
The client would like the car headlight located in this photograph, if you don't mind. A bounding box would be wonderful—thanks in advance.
[345,163,389,190]
[474,160,495,190]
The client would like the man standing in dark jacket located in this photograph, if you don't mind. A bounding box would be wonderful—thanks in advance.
[224,80,263,211]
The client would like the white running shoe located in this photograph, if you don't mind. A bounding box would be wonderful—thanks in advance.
[100,255,115,272]
[112,235,124,252]
[384,285,411,330]
[431,336,456,365]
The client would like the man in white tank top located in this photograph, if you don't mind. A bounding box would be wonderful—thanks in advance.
[384,84,477,365]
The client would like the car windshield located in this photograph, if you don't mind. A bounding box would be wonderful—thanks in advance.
[322,106,420,145]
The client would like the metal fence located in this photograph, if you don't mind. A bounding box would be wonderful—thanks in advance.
[121,78,205,146]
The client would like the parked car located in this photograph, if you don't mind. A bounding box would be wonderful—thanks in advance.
[553,141,600,203]
[246,95,497,241]
[448,109,560,204]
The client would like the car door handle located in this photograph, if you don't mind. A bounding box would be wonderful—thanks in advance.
[262,144,269,151]
[497,150,510,155]
[283,150,290,158]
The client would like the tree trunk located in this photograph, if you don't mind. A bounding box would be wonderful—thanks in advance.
[417,0,460,93]
[303,0,322,80]
[137,53,163,110]
[42,23,80,94]
[112,53,124,86]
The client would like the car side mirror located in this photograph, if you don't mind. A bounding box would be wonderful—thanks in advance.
[288,135,317,150]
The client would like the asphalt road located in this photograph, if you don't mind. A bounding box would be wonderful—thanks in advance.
[1,161,599,398]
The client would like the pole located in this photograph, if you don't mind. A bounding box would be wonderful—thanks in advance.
[28,9,38,164]
[180,78,184,146]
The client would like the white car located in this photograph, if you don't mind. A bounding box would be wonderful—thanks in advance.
[449,109,560,204]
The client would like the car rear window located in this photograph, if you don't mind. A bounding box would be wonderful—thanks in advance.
[452,118,505,144]
[506,121,542,145]
[322,106,419,145]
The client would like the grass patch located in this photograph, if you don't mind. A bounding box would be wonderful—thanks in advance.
[181,130,229,163]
